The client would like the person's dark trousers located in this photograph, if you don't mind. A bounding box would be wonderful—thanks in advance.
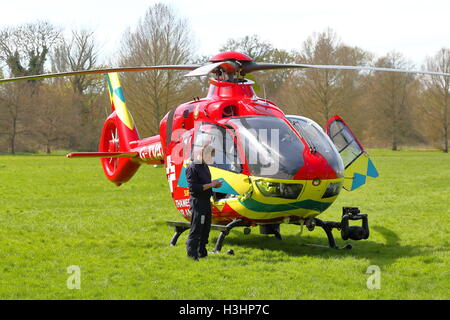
[186,198,212,259]
[199,210,211,258]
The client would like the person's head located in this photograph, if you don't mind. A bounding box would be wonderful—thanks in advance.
[202,145,215,165]
[193,145,215,164]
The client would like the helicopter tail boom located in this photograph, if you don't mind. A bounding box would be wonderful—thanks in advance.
[66,72,164,186]
[66,152,140,158]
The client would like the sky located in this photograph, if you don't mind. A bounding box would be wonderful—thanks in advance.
[1,0,449,67]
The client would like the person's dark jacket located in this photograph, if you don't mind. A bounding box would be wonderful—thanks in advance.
[186,162,213,200]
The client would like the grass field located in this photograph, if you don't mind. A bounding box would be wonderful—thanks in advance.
[0,150,448,300]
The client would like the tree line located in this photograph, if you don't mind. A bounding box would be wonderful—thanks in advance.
[0,3,449,154]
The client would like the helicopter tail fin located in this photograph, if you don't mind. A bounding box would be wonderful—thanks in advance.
[97,73,141,186]
[326,115,379,191]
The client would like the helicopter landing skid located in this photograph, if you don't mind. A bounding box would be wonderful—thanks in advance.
[304,207,370,250]
[166,219,248,254]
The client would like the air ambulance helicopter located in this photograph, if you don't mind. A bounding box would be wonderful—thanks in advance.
[1,51,449,252]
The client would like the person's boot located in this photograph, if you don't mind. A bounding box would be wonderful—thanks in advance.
[198,246,208,258]
[187,254,199,261]
[187,245,199,261]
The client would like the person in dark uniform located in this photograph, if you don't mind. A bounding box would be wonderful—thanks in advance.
[185,145,222,261]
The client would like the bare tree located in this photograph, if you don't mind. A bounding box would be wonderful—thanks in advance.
[285,29,371,129]
[295,29,342,123]
[34,85,76,153]
[369,52,420,150]
[0,22,61,153]
[254,48,296,100]
[50,29,106,151]
[220,35,296,103]
[220,35,274,62]
[119,3,195,136]
[334,45,374,140]
[0,21,61,79]
[52,29,100,95]
[0,83,32,154]
[421,48,450,152]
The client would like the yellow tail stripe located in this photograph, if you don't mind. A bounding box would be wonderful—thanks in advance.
[105,73,135,130]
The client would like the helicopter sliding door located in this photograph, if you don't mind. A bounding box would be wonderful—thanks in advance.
[326,115,379,191]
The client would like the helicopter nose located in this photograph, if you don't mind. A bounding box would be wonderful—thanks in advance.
[294,152,340,181]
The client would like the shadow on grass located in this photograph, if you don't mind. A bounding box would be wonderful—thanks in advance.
[210,224,427,267]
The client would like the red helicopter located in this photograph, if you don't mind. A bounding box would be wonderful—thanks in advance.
[2,51,449,252]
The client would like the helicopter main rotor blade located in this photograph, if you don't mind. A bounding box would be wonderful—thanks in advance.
[0,65,201,84]
[184,61,239,77]
[2,59,448,84]
[242,62,450,77]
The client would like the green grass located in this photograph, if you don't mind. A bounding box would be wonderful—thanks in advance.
[0,150,448,300]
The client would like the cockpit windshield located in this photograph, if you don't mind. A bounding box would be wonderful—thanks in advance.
[228,116,305,179]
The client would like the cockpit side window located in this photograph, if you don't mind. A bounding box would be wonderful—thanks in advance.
[288,118,335,155]
[193,122,242,173]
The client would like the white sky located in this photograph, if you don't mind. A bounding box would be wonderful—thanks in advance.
[1,0,449,66]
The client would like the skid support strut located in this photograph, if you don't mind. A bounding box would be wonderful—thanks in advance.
[166,219,247,253]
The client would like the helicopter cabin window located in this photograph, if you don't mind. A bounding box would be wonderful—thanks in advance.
[193,122,242,174]
[182,132,192,162]
[222,105,236,118]
[229,116,305,179]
